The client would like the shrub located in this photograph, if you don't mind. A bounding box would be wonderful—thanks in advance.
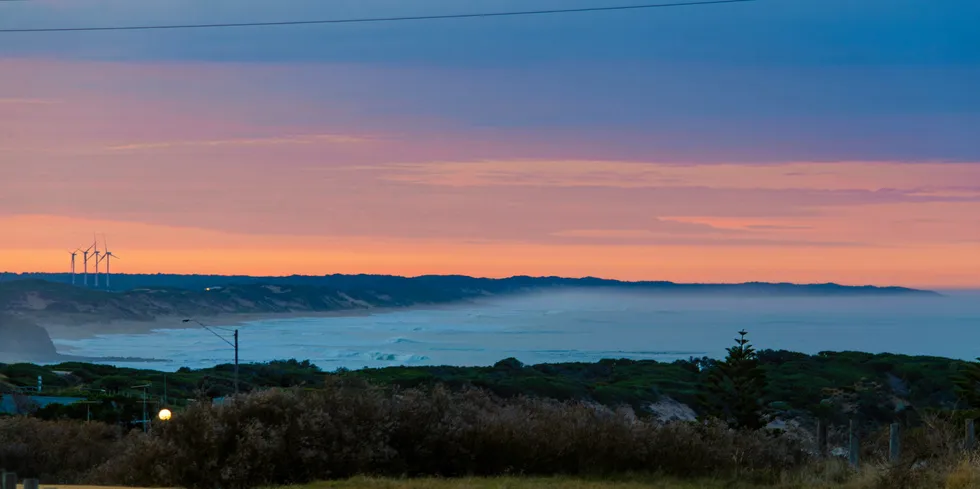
[88,383,807,489]
[0,416,124,483]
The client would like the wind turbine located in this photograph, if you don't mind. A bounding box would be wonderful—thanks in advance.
[81,242,95,286]
[101,235,120,290]
[68,249,79,285]
[93,235,101,288]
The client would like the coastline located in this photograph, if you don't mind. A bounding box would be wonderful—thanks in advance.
[33,287,960,342]
[39,302,462,341]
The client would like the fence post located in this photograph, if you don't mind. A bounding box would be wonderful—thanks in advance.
[817,420,828,458]
[24,479,39,489]
[967,419,976,451]
[848,419,860,469]
[1,471,15,489]
[889,423,901,464]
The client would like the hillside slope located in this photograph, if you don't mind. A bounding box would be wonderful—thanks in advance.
[0,275,937,328]
[0,280,423,324]
[0,313,59,362]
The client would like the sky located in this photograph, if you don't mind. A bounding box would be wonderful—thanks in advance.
[1,0,979,288]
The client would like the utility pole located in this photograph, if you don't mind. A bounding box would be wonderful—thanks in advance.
[183,318,239,396]
[78,400,99,422]
[234,329,239,395]
[132,384,150,433]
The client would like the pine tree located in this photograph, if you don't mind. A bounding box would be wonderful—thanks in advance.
[699,330,768,430]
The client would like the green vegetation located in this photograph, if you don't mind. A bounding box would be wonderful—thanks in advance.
[1,349,972,428]
[3,345,980,489]
[342,351,971,427]
[700,330,768,430]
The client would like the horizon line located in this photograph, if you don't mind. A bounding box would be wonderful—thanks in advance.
[1,271,957,291]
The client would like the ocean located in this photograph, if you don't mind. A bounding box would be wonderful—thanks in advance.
[52,290,980,371]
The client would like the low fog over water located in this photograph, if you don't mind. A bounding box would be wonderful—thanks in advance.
[54,290,980,371]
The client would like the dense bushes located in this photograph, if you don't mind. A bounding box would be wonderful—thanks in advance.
[2,383,808,488]
[0,417,124,483]
[9,383,980,489]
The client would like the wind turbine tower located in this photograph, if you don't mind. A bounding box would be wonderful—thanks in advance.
[81,242,94,286]
[68,249,79,285]
[92,235,101,288]
[101,235,120,290]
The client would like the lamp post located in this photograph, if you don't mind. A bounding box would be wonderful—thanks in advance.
[183,318,239,395]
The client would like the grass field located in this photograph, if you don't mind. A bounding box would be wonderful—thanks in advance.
[13,468,980,489]
[286,466,980,489]
[293,480,770,489]
[29,486,171,489]
[12,480,804,489]
[283,476,874,489]
[16,460,980,489]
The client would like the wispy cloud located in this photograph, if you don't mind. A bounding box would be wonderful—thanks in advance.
[381,160,980,193]
[549,229,866,247]
[660,217,815,231]
[0,98,60,105]
[106,134,369,151]
[745,224,813,230]
[552,229,692,239]
[906,186,980,199]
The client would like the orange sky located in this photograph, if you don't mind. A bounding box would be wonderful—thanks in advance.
[3,59,979,288]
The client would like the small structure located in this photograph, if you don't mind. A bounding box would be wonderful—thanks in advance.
[0,394,85,415]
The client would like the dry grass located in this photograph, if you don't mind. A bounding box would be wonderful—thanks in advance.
[29,486,172,489]
[945,457,980,489]
[291,478,769,489]
[22,483,732,489]
[279,465,980,489]
[13,461,980,489]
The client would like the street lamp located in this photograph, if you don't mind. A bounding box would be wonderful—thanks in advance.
[183,318,239,395]
[158,408,173,421]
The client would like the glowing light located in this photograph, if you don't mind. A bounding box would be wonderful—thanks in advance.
[158,408,172,421]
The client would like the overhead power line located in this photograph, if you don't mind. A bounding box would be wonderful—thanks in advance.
[0,0,756,33]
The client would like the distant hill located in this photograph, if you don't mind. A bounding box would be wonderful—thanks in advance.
[0,274,937,326]
[0,279,420,324]
[1,272,936,296]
